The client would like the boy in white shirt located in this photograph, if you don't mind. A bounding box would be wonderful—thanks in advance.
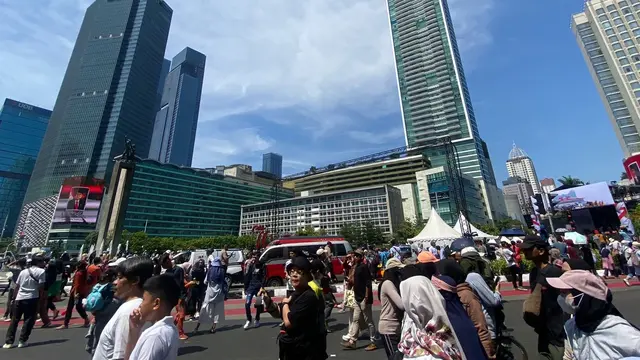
[93,257,154,360]
[125,274,180,360]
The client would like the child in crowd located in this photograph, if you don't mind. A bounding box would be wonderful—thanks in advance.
[125,274,180,360]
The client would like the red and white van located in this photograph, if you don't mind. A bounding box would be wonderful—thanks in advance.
[259,236,353,287]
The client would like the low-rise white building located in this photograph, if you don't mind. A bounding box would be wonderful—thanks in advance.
[239,185,405,237]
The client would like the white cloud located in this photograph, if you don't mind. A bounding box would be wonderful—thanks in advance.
[192,127,274,167]
[348,127,405,145]
[0,0,496,148]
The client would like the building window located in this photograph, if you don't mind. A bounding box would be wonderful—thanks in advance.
[608,4,617,11]
[597,8,606,14]
[628,73,637,80]
[630,46,639,54]
[614,43,623,50]
[617,50,627,58]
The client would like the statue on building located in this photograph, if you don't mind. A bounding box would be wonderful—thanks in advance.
[122,136,136,162]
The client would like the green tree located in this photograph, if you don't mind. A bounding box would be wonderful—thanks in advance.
[558,176,584,186]
[50,240,65,258]
[295,226,319,236]
[84,231,99,248]
[393,218,425,243]
[339,223,364,247]
[362,221,385,246]
[628,204,640,233]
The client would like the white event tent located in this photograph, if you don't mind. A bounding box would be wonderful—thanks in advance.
[407,208,461,247]
[453,213,498,239]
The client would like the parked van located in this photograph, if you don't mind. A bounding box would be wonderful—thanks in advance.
[259,237,353,287]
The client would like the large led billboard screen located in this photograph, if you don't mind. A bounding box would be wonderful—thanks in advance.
[52,179,105,224]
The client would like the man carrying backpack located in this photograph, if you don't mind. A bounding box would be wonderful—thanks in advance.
[85,269,119,354]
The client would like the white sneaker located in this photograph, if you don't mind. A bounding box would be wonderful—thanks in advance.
[2,343,14,349]
[254,320,260,328]
[17,342,26,348]
[342,334,350,341]
[624,278,631,286]
[243,320,251,330]
[3,317,10,322]
[194,311,199,319]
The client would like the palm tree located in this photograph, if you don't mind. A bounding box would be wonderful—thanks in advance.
[558,176,584,186]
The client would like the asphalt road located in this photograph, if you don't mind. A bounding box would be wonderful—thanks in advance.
[1,287,639,360]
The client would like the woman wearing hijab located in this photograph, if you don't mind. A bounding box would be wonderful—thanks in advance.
[398,275,465,360]
[548,270,640,359]
[431,276,488,360]
[378,258,405,360]
[194,257,227,334]
[279,256,326,360]
[437,259,494,358]
[465,272,502,342]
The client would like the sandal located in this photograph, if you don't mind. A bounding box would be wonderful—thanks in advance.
[209,327,217,333]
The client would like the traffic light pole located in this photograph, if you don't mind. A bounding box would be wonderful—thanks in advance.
[541,193,556,234]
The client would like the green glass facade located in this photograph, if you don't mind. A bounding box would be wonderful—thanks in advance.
[387,0,496,185]
[422,168,487,225]
[122,160,294,238]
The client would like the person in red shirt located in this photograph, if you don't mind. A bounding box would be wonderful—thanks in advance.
[57,261,90,329]
[87,257,102,289]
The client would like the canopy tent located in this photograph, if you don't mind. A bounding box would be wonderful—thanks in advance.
[407,208,461,247]
[453,213,498,239]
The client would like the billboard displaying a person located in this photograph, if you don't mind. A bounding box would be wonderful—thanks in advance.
[66,187,89,211]
[52,179,104,224]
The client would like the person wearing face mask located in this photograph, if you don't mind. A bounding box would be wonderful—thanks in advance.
[547,270,640,360]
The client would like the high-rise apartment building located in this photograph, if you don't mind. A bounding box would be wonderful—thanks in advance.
[23,0,173,206]
[262,152,283,178]
[572,0,640,158]
[149,47,206,167]
[386,0,497,184]
[0,99,51,237]
[506,143,542,194]
[540,178,557,194]
[502,176,534,216]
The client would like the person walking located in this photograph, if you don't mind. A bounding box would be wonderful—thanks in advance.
[377,258,404,360]
[194,257,227,334]
[243,257,265,329]
[2,258,26,321]
[341,250,377,351]
[57,260,90,329]
[160,253,188,340]
[3,256,46,349]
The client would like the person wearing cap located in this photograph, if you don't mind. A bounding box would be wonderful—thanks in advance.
[519,234,567,360]
[547,270,640,359]
[457,241,496,290]
[279,256,326,360]
[377,258,404,360]
[342,249,377,351]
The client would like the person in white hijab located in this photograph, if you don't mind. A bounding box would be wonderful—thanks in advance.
[398,276,465,360]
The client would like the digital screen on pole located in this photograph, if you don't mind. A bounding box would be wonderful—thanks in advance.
[52,183,105,224]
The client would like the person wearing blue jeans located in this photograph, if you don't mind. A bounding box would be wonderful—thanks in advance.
[243,260,265,329]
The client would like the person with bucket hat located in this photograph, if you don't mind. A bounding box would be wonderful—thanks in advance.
[547,270,640,359]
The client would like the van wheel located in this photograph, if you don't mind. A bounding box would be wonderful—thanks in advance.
[266,277,284,287]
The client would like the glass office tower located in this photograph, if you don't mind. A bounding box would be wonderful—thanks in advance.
[262,152,283,178]
[149,47,206,167]
[386,0,496,185]
[0,99,51,237]
[23,0,173,206]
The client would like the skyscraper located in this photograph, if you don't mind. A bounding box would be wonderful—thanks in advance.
[262,152,283,178]
[572,0,640,158]
[0,99,51,237]
[506,143,542,194]
[23,0,173,206]
[155,59,171,113]
[149,47,206,167]
[386,0,497,184]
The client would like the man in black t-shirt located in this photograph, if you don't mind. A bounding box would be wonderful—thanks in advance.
[341,250,377,351]
[518,235,567,360]
[161,254,187,340]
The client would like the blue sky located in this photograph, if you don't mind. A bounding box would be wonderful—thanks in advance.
[0,0,624,185]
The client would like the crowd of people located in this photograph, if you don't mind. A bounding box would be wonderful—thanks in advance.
[2,228,640,360]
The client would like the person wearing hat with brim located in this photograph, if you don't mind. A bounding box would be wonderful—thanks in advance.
[341,249,377,351]
[547,270,640,360]
[518,235,568,360]
[377,258,404,359]
[279,256,327,360]
[623,241,640,286]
